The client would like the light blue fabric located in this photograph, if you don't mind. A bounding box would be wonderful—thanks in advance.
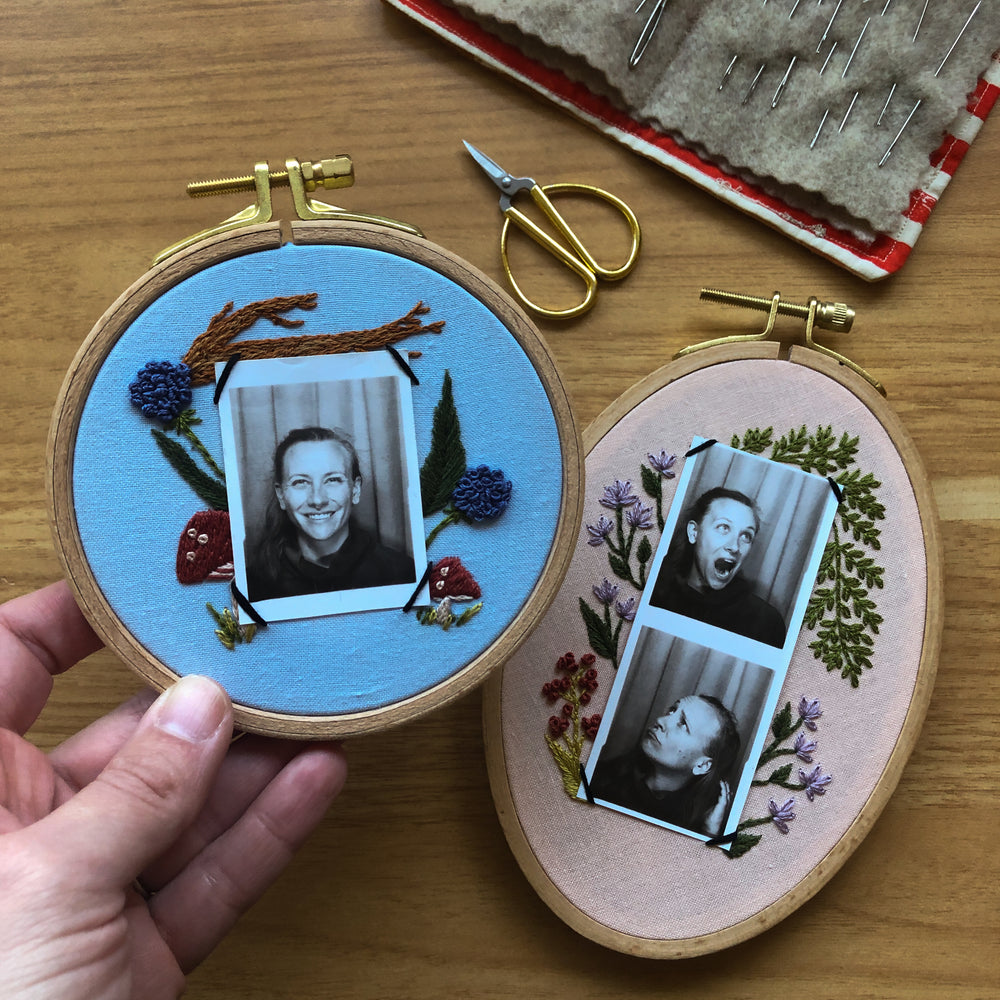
[73,243,565,715]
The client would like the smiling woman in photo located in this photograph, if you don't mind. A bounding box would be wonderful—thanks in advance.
[247,426,414,601]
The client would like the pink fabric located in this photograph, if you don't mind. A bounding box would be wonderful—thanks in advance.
[498,359,930,941]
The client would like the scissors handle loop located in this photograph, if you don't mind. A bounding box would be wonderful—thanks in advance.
[500,182,641,320]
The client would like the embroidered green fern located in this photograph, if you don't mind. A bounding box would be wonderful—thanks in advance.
[419,369,466,517]
[733,425,886,686]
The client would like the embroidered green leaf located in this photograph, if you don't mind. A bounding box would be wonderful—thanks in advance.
[152,430,228,510]
[766,762,793,784]
[735,425,885,686]
[419,370,467,516]
[579,597,617,663]
[640,463,661,502]
[725,831,762,858]
[545,734,584,797]
[771,701,793,740]
[636,534,652,566]
[730,427,773,454]
[607,551,631,581]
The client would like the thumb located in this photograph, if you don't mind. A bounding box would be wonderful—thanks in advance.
[36,675,233,890]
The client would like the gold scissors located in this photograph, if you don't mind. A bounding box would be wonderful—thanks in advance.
[464,141,641,320]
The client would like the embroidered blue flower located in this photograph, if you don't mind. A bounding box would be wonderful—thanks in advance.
[799,765,832,801]
[647,450,677,477]
[599,479,639,510]
[586,515,614,546]
[592,578,619,605]
[798,696,823,731]
[615,596,637,622]
[451,465,512,522]
[625,502,654,530]
[794,731,818,763]
[128,360,193,424]
[768,797,796,834]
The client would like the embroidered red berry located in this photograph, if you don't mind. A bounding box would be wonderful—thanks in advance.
[176,510,234,584]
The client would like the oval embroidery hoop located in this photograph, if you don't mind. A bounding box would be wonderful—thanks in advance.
[48,219,583,738]
[483,341,942,957]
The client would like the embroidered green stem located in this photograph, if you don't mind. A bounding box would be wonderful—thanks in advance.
[169,409,226,481]
[152,430,228,511]
[425,508,460,549]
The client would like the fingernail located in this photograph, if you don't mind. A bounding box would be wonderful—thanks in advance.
[152,675,229,743]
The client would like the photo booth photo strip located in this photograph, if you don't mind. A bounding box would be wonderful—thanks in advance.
[581,437,840,843]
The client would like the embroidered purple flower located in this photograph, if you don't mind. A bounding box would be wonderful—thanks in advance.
[794,731,818,762]
[451,465,512,522]
[615,596,637,622]
[625,502,654,530]
[586,515,614,546]
[128,360,193,424]
[647,450,677,478]
[799,765,832,801]
[768,797,796,834]
[798,696,823,731]
[599,479,639,510]
[592,578,619,605]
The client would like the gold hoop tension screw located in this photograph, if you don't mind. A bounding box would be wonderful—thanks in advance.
[700,288,854,332]
[186,157,355,198]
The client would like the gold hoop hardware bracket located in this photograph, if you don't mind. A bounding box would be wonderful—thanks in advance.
[677,288,885,396]
[152,157,424,265]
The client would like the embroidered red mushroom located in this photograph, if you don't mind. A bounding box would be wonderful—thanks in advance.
[175,510,234,583]
[429,556,481,602]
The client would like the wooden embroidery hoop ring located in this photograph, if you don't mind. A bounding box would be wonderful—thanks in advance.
[48,219,584,739]
[482,341,943,958]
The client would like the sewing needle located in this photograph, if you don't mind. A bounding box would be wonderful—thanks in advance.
[771,56,797,108]
[912,0,929,43]
[878,99,922,166]
[810,108,831,149]
[719,54,739,90]
[817,0,845,52]
[742,63,766,104]
[842,17,871,78]
[630,0,668,69]
[934,1,982,76]
[876,82,897,125]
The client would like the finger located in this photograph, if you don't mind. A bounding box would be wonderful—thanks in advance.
[150,743,347,972]
[138,735,311,891]
[48,689,157,795]
[0,581,103,733]
[29,675,233,890]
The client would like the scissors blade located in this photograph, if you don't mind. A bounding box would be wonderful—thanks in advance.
[463,140,516,192]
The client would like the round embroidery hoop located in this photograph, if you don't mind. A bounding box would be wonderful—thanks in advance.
[49,219,583,738]
[482,341,942,957]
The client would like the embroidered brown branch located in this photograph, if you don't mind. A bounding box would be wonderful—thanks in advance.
[181,294,445,385]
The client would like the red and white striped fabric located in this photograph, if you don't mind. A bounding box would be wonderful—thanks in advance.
[386,0,999,280]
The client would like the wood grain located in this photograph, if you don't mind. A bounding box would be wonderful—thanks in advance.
[2,1,997,996]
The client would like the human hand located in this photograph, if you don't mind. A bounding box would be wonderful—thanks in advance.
[704,779,732,837]
[0,582,347,1000]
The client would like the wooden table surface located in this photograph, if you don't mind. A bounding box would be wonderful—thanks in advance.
[3,2,997,997]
